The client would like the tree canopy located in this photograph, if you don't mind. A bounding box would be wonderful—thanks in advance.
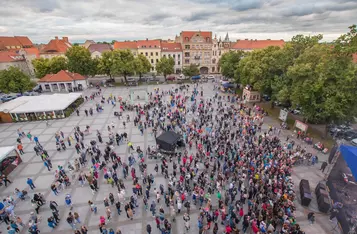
[232,25,357,124]
[134,54,152,78]
[32,57,68,78]
[65,46,93,76]
[0,67,32,93]
[182,64,199,77]
[156,57,175,79]
[219,50,244,79]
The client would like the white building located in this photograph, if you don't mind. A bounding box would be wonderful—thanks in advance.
[88,43,112,59]
[161,42,183,74]
[38,70,88,92]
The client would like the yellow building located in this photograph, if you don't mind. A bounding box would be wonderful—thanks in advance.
[137,39,161,73]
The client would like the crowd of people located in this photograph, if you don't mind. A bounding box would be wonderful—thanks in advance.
[1,82,311,234]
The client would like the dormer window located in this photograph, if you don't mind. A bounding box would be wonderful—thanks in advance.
[206,37,210,42]
[185,37,189,41]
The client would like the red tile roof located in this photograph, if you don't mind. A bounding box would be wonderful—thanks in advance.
[161,42,182,52]
[41,37,72,54]
[0,36,34,50]
[39,70,86,83]
[114,41,138,50]
[0,51,25,63]
[181,31,212,41]
[23,47,40,58]
[232,39,285,50]
[88,43,112,53]
[137,40,161,49]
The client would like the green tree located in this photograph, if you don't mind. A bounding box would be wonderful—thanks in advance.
[65,46,93,76]
[112,49,135,82]
[156,57,175,80]
[219,50,244,79]
[48,56,68,74]
[134,54,152,79]
[32,58,50,78]
[182,64,199,77]
[98,51,114,79]
[0,67,32,93]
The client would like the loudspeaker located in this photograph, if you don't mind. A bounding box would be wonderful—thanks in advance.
[315,182,327,194]
[316,188,329,199]
[301,192,312,206]
[317,196,330,213]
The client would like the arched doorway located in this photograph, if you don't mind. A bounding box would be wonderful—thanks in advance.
[200,67,209,74]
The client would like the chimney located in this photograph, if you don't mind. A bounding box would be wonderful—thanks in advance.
[55,36,58,40]
[146,38,148,41]
[245,39,248,40]
[63,37,69,43]
[267,39,271,40]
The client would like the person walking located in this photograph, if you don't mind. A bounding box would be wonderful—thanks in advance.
[34,136,40,146]
[17,144,24,155]
[320,161,328,173]
[74,212,81,223]
[66,213,76,230]
[27,178,36,190]
[2,175,12,187]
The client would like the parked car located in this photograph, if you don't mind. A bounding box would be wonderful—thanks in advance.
[351,138,357,146]
[177,74,188,80]
[23,91,39,96]
[106,78,115,83]
[191,75,201,80]
[166,75,176,81]
[206,75,215,80]
[262,94,271,101]
[32,84,42,93]
[126,78,138,86]
[1,95,17,102]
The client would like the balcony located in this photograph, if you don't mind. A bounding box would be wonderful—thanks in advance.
[194,56,200,60]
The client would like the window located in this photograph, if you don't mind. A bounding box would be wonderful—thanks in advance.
[163,54,166,57]
[168,54,171,57]
[173,54,175,59]
[45,84,50,90]
[145,52,148,56]
[149,45,152,48]
[150,52,153,56]
[151,59,154,63]
[178,61,181,65]
[178,54,181,59]
[156,52,158,56]
[212,67,215,72]
[156,59,158,63]
[141,52,143,55]
[219,51,221,56]
[185,52,190,57]
[152,67,154,71]
[185,45,190,49]
[185,59,190,64]
[212,59,216,64]
[206,37,210,42]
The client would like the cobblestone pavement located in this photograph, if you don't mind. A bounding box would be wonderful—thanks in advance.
[0,83,339,234]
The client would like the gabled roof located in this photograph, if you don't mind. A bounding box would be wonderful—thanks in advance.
[41,37,72,54]
[0,36,33,48]
[0,51,25,63]
[114,41,138,50]
[161,42,182,52]
[137,40,161,49]
[181,31,212,40]
[22,47,40,58]
[39,70,85,83]
[88,43,112,53]
[232,39,285,50]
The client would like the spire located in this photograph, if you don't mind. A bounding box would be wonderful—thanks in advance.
[214,34,217,39]
[224,32,229,42]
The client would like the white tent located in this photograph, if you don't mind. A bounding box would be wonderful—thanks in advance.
[0,93,82,114]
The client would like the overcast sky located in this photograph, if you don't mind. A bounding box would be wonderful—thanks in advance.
[1,0,356,43]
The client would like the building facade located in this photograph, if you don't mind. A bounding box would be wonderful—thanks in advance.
[0,51,32,76]
[38,70,88,92]
[40,37,72,59]
[88,43,112,59]
[211,33,233,74]
[161,42,183,74]
[176,31,212,74]
[137,39,161,73]
[113,41,138,56]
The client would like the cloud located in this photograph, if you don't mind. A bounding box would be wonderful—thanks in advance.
[0,0,356,43]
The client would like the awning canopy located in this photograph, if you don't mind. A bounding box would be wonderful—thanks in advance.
[0,93,82,114]
[156,131,181,151]
[339,145,357,180]
[0,146,15,162]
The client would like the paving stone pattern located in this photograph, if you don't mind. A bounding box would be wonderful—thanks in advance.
[0,83,340,234]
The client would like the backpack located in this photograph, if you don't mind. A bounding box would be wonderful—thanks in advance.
[67,216,73,224]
